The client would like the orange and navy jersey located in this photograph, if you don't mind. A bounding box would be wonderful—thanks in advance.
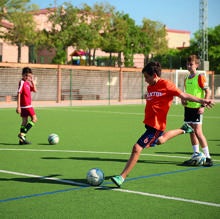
[17,79,34,108]
[144,79,182,131]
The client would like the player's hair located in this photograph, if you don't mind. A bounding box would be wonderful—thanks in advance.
[22,67,32,75]
[187,54,200,65]
[142,61,161,77]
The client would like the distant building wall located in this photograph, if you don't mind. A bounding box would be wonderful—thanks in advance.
[0,8,190,65]
[166,29,190,49]
[0,40,28,63]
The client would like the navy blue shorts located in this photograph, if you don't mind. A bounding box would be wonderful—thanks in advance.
[137,125,163,148]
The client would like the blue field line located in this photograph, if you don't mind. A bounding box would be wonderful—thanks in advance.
[103,163,220,185]
[0,186,89,203]
[1,164,219,203]
[124,163,220,183]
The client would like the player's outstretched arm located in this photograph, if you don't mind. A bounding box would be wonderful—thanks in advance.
[179,92,214,108]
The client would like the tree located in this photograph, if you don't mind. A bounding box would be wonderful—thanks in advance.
[101,11,129,66]
[207,25,220,74]
[0,0,37,63]
[45,3,80,64]
[0,0,30,18]
[141,18,168,61]
[122,14,150,67]
[101,11,149,67]
[177,25,220,73]
[77,2,115,65]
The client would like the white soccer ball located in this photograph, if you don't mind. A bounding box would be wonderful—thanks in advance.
[48,133,59,145]
[86,168,104,186]
[191,152,206,166]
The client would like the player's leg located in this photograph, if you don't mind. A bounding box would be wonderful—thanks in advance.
[157,123,194,145]
[23,108,37,134]
[111,126,162,187]
[18,116,29,144]
[24,114,37,133]
[111,143,143,187]
[121,144,143,179]
[193,123,213,166]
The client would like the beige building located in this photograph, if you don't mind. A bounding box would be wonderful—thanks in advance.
[0,8,191,67]
[0,20,29,63]
[166,28,190,49]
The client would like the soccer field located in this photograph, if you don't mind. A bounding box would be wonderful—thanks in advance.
[0,104,220,218]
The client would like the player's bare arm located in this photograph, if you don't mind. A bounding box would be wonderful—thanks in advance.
[179,92,214,108]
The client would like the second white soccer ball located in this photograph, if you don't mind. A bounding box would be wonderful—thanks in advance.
[86,168,104,186]
[191,152,206,166]
[48,133,59,145]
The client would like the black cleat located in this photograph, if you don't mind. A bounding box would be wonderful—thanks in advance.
[203,158,213,167]
[18,134,31,145]
[19,140,31,145]
[18,133,26,142]
[182,158,197,166]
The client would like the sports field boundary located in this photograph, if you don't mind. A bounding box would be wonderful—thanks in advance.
[0,148,220,162]
[1,169,220,208]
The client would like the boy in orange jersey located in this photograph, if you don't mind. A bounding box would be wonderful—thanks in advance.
[111,61,214,187]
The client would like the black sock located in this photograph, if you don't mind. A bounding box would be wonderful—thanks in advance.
[20,125,26,134]
[25,121,35,133]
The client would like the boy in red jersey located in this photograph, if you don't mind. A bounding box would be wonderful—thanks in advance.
[16,67,37,145]
[111,61,214,187]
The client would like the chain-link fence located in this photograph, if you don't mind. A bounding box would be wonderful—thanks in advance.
[0,63,217,106]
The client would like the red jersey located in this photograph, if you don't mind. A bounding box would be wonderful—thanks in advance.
[17,79,34,108]
[144,79,182,131]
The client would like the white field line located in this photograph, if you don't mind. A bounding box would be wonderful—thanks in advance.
[38,108,220,119]
[1,169,220,208]
[0,148,220,162]
[0,169,88,187]
[112,189,220,207]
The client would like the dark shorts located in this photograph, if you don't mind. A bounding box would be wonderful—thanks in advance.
[21,107,36,118]
[184,107,203,124]
[137,125,163,148]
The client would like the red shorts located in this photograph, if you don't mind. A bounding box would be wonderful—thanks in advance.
[21,107,36,118]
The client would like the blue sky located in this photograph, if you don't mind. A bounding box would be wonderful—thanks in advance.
[30,0,220,37]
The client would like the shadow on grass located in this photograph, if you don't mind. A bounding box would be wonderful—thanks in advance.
[41,156,181,165]
[0,175,88,186]
[155,151,220,156]
[0,174,115,187]
[0,142,21,146]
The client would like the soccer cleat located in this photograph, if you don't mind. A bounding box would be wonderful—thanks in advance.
[180,123,194,133]
[111,175,124,187]
[19,140,31,145]
[182,158,195,166]
[18,133,26,142]
[182,152,200,166]
[203,158,213,167]
[18,133,31,145]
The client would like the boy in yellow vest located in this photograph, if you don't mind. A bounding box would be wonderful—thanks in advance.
[182,55,213,166]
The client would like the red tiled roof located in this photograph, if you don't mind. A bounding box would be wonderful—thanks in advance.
[166,28,190,34]
[31,7,56,15]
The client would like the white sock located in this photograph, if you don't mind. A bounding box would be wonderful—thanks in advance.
[192,145,199,154]
[202,146,211,158]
